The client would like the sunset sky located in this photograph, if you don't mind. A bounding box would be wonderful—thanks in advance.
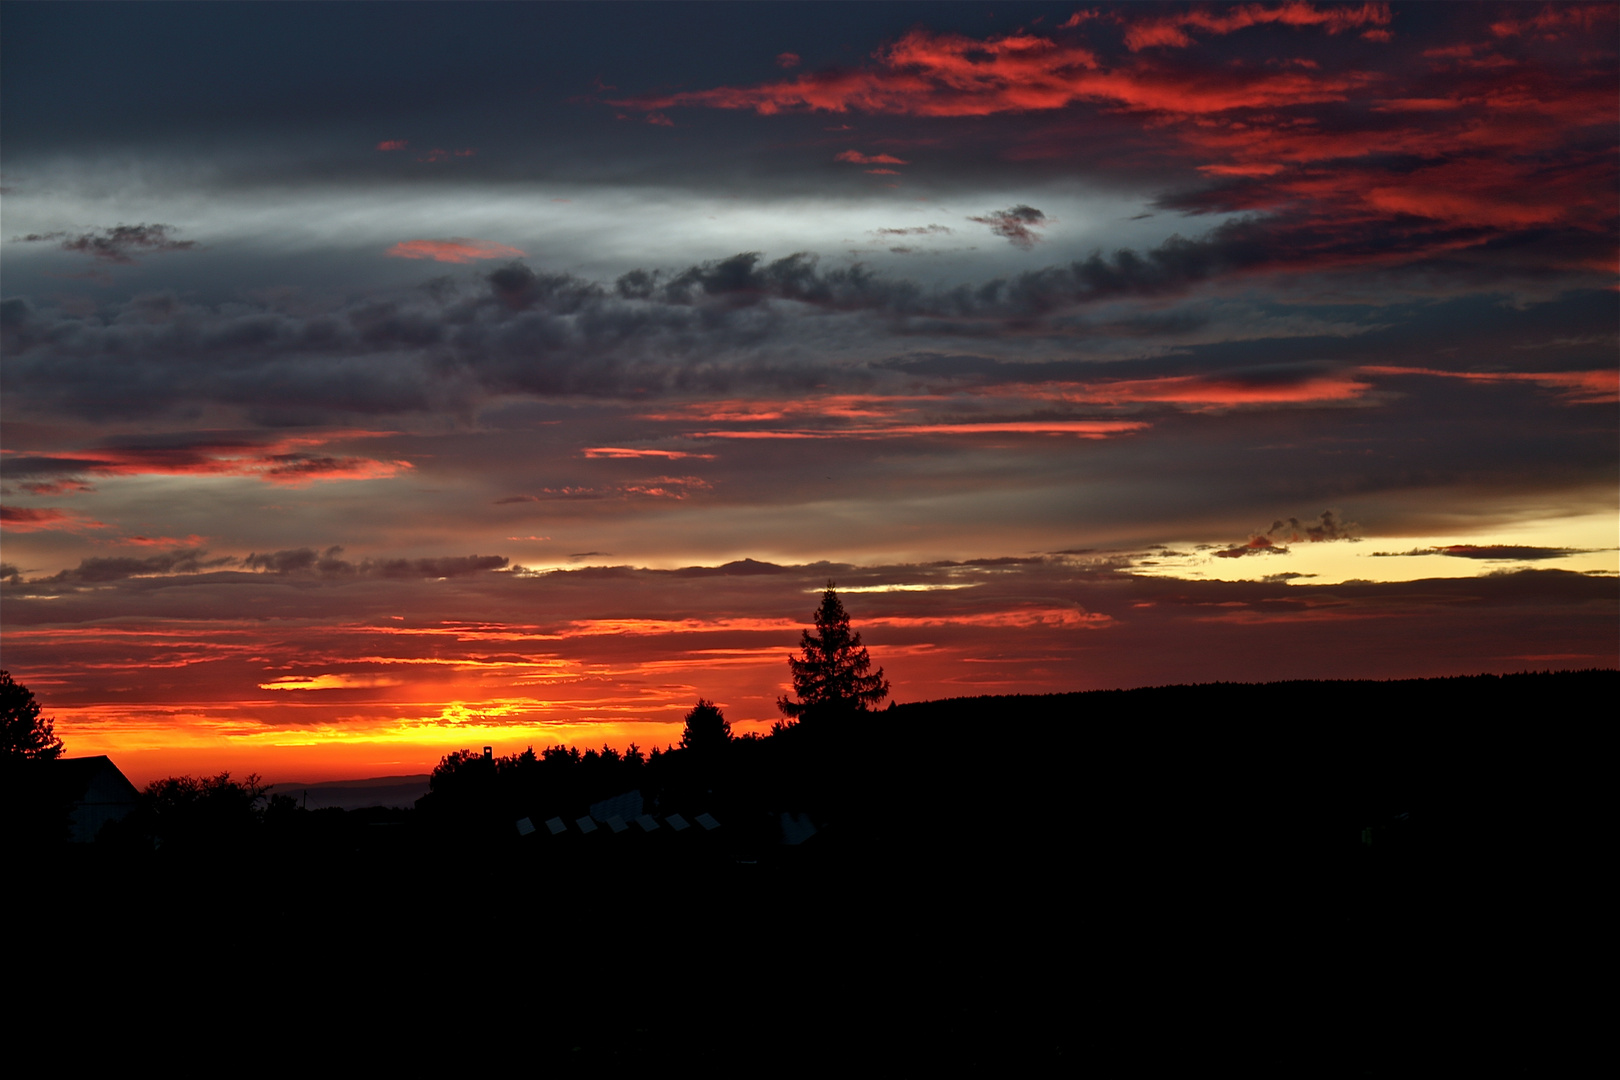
[2,2,1615,784]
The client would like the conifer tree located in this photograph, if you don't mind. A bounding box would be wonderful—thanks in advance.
[777,583,889,718]
[680,699,732,752]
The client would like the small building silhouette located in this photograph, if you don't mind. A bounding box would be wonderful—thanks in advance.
[50,756,141,842]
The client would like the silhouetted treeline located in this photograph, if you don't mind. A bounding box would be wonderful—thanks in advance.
[15,669,1611,867]
[402,669,1611,868]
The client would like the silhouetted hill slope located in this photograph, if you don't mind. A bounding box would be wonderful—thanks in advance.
[823,669,1608,865]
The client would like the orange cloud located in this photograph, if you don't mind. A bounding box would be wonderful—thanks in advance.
[1362,366,1619,404]
[582,447,717,460]
[385,238,525,263]
[260,674,406,691]
[120,534,209,548]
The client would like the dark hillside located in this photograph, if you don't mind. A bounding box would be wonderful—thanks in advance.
[15,670,1605,1070]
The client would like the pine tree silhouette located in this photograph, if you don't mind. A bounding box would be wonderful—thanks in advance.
[680,699,732,752]
[777,583,889,718]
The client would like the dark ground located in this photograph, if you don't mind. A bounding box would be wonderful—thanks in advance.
[13,671,1605,1073]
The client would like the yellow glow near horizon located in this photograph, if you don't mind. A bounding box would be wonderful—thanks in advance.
[1129,510,1618,585]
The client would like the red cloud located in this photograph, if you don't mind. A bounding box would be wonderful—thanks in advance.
[776,52,801,69]
[1491,5,1612,39]
[836,150,908,165]
[9,432,414,487]
[1122,2,1391,51]
[604,15,1616,287]
[386,239,525,263]
[1362,366,1619,404]
[376,140,408,151]
[1058,12,1104,31]
[999,372,1373,409]
[0,506,107,532]
[615,27,1371,119]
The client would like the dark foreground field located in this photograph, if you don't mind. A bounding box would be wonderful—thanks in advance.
[14,671,1607,1073]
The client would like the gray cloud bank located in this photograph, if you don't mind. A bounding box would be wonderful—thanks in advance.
[6,211,1611,428]
[13,223,197,263]
[5,547,508,594]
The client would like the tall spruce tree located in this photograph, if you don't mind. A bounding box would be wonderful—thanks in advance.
[777,583,889,719]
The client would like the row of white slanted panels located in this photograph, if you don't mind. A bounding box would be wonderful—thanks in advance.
[515,811,720,837]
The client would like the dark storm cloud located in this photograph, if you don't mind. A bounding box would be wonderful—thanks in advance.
[13,224,196,263]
